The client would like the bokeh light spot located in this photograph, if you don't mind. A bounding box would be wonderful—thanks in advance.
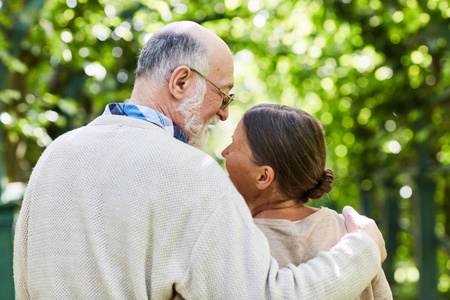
[400,186,412,199]
[385,120,396,132]
[361,179,372,191]
[66,0,77,8]
[61,31,73,43]
[335,144,348,157]
[388,140,402,154]
[375,66,393,80]
[0,112,12,125]
[84,63,107,81]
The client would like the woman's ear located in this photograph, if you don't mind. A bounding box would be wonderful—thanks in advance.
[256,166,275,191]
[168,66,194,100]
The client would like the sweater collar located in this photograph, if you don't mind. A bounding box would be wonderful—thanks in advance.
[102,103,187,143]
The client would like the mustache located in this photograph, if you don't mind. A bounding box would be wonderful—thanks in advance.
[207,115,220,126]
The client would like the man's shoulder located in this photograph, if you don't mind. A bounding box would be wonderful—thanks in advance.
[46,115,227,184]
[89,116,226,178]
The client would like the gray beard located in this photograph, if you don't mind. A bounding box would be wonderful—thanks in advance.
[177,80,219,150]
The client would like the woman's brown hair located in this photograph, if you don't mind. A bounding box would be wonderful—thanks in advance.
[242,104,334,204]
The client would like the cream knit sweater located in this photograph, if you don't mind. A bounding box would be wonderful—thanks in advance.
[254,207,393,299]
[14,115,381,299]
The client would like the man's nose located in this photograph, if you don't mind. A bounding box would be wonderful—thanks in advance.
[217,106,229,121]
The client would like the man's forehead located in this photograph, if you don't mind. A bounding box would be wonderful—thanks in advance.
[211,64,234,88]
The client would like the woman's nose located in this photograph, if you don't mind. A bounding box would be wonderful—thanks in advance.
[221,145,230,158]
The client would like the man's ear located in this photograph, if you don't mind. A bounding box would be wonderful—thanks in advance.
[168,66,194,100]
[256,166,275,191]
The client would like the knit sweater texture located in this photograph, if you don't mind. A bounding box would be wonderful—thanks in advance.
[14,115,381,299]
[254,207,392,299]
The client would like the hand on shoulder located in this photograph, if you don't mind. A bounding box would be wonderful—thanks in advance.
[342,206,387,262]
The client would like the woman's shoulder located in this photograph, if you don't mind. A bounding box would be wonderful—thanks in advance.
[316,207,347,232]
[315,207,345,221]
[253,207,348,247]
[318,206,341,218]
[253,206,343,228]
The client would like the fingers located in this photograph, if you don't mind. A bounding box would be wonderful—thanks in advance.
[342,205,357,218]
[342,205,387,263]
[342,206,365,232]
[380,240,387,263]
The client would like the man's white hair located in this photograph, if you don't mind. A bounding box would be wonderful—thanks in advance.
[136,31,210,88]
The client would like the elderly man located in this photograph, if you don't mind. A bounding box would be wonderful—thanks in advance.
[14,21,386,299]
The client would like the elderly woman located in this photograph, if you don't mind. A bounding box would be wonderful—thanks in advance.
[222,104,392,299]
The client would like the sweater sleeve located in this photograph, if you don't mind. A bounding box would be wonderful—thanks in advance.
[175,193,382,299]
[370,269,393,299]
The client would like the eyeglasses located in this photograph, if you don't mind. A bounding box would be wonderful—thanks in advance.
[190,68,235,110]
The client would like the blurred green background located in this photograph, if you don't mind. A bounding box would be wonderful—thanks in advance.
[1,0,449,299]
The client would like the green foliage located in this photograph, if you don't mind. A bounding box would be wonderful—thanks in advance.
[1,0,449,298]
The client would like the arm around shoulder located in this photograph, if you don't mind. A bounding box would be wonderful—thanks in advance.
[174,182,382,299]
[268,231,381,299]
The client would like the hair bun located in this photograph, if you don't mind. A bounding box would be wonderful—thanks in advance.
[305,169,334,200]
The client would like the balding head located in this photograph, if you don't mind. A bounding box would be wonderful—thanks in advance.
[135,21,232,87]
[161,21,231,55]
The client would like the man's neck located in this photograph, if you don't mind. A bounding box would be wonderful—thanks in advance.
[129,80,179,123]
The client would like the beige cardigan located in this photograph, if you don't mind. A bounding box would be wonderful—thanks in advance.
[14,115,382,299]
[254,207,393,299]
